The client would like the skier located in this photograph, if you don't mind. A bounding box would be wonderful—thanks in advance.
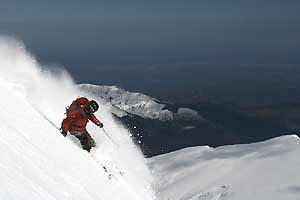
[60,97,104,152]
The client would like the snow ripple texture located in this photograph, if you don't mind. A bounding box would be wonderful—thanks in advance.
[149,135,300,200]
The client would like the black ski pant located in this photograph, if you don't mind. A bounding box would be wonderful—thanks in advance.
[69,129,96,152]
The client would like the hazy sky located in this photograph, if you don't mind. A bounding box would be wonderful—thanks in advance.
[1,1,300,105]
[1,0,299,67]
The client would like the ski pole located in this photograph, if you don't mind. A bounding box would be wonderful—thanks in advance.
[101,127,119,147]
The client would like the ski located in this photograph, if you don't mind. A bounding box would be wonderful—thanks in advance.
[90,153,118,180]
[98,162,116,180]
[113,165,125,176]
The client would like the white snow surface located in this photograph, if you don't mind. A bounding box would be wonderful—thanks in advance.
[0,37,156,200]
[79,84,174,120]
[149,135,300,200]
[2,36,299,200]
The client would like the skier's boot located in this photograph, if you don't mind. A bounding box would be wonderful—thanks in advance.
[77,131,96,152]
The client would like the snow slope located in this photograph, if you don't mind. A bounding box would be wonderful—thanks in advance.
[149,135,300,200]
[2,36,298,200]
[0,37,156,199]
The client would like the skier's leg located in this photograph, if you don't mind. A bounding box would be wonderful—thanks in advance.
[84,130,96,148]
[79,130,96,152]
[69,130,95,152]
[70,130,90,151]
[79,134,91,152]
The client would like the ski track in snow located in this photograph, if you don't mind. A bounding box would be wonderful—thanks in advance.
[188,185,233,200]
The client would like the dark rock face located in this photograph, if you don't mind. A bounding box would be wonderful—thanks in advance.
[115,101,292,157]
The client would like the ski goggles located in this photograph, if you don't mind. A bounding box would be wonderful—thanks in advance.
[86,104,96,114]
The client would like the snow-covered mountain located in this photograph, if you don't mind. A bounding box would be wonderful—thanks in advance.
[79,85,290,157]
[149,135,300,200]
[79,84,203,121]
[1,37,299,200]
[79,84,173,120]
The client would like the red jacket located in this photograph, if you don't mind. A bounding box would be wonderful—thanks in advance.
[61,97,101,132]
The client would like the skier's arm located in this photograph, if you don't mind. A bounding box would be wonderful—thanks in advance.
[61,117,72,132]
[61,112,79,132]
[88,114,102,127]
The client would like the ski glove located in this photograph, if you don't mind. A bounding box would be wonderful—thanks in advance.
[61,130,67,137]
[99,123,104,128]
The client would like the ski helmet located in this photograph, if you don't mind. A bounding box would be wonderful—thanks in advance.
[85,100,99,114]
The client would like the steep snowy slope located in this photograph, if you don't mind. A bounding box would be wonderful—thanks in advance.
[149,135,300,200]
[0,37,156,199]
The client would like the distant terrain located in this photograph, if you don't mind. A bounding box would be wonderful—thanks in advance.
[119,101,298,157]
[80,84,300,157]
[72,63,300,106]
